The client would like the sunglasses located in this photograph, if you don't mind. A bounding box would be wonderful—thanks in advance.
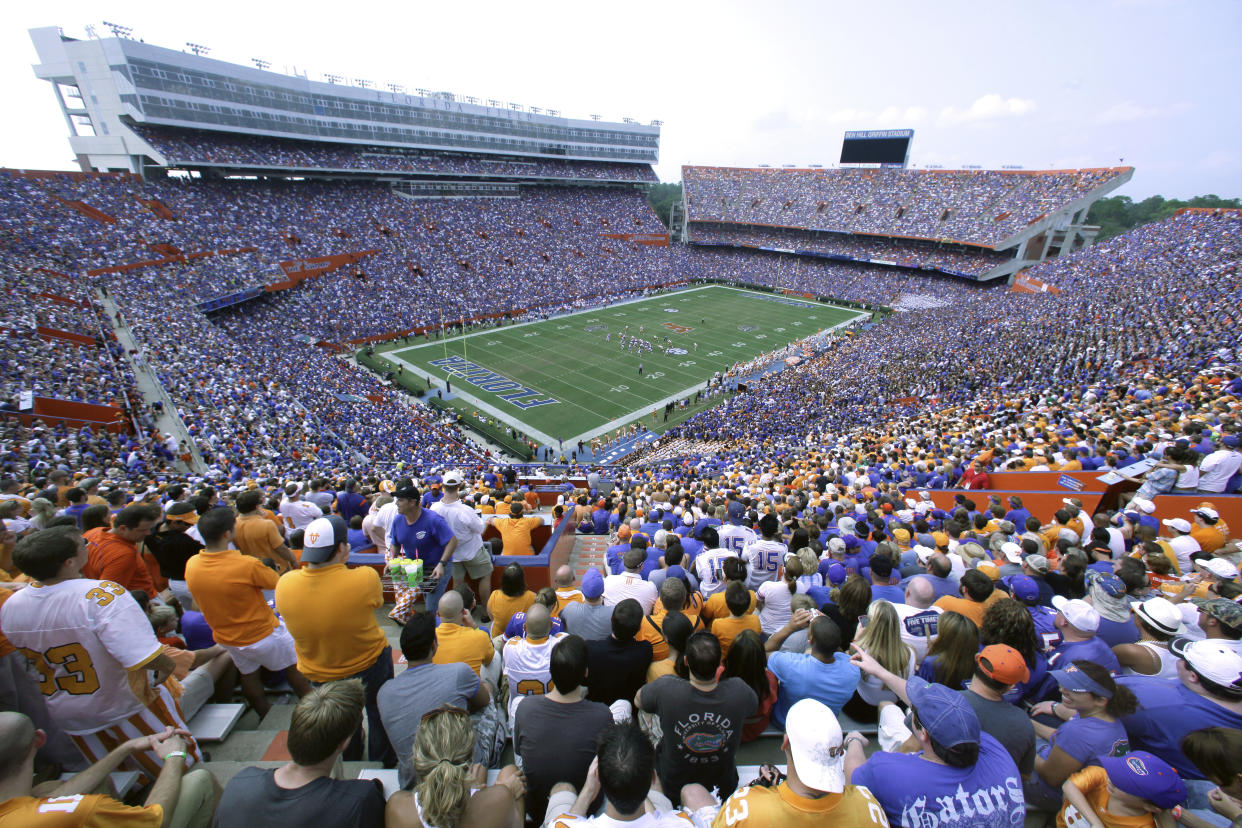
[420,704,468,724]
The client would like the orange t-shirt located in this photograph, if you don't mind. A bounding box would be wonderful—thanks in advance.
[711,614,763,658]
[554,588,585,617]
[0,794,162,826]
[1057,765,1157,828]
[493,516,543,556]
[274,564,387,681]
[235,513,291,572]
[933,591,1003,628]
[702,589,757,625]
[82,528,156,595]
[434,622,495,676]
[184,550,279,647]
[487,590,536,637]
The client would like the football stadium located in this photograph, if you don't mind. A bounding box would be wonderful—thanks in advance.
[0,10,1240,828]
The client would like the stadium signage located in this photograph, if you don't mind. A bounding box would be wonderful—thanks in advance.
[843,129,915,139]
[428,356,558,410]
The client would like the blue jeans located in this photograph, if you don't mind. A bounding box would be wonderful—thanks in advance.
[315,646,396,765]
[422,572,450,615]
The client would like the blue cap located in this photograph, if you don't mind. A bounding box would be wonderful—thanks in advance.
[826,562,847,586]
[1050,664,1114,698]
[906,676,980,749]
[1091,573,1126,598]
[666,565,688,582]
[843,535,861,549]
[1098,752,1186,808]
[727,500,745,525]
[581,568,605,599]
[1003,574,1039,603]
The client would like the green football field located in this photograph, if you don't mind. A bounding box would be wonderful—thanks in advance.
[368,285,864,446]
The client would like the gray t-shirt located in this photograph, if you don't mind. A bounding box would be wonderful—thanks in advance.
[560,600,614,641]
[212,767,384,828]
[377,661,479,788]
[514,695,613,822]
[961,688,1035,775]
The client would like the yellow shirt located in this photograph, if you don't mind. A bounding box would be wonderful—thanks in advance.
[702,589,757,624]
[434,622,495,676]
[493,516,544,555]
[487,590,536,637]
[234,513,289,572]
[184,549,279,647]
[711,614,763,659]
[712,782,890,827]
[1057,766,1158,828]
[274,564,387,681]
[646,659,677,684]
[554,588,585,617]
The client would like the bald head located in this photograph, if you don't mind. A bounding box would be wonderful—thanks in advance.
[0,712,36,782]
[905,575,935,609]
[437,589,463,621]
[525,604,551,639]
[554,565,574,588]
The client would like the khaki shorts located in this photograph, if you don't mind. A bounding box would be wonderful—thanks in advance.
[453,545,494,581]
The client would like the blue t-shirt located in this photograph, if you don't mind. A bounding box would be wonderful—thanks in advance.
[851,732,1024,828]
[1029,715,1129,803]
[591,509,610,535]
[1119,678,1242,779]
[1047,637,1120,675]
[1095,617,1141,648]
[766,651,860,727]
[388,508,455,569]
[1028,606,1061,652]
[871,584,906,605]
[605,543,632,574]
[504,612,565,639]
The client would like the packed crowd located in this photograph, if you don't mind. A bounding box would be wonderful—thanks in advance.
[2,446,1241,827]
[689,222,1012,277]
[682,165,1127,247]
[135,126,659,183]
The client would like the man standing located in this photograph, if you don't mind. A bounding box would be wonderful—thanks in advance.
[492,500,544,556]
[213,681,385,827]
[279,483,323,533]
[709,700,890,827]
[387,485,457,618]
[513,635,613,823]
[431,470,491,607]
[185,509,311,719]
[637,631,758,802]
[693,527,737,599]
[1198,434,1242,494]
[81,503,160,594]
[233,489,297,572]
[275,515,393,764]
[1,526,197,778]
[560,569,614,641]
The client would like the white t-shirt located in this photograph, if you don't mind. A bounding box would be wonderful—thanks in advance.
[1198,449,1242,493]
[694,547,738,598]
[891,603,944,665]
[717,524,757,556]
[431,499,485,562]
[0,579,162,734]
[502,632,567,723]
[757,580,799,635]
[548,810,697,827]
[743,539,787,589]
[602,572,658,614]
[1167,534,1201,574]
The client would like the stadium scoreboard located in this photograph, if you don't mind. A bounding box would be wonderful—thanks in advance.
[840,129,913,167]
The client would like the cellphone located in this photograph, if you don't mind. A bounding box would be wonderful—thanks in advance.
[857,614,869,629]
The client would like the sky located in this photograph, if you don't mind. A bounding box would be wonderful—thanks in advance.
[3,0,1239,199]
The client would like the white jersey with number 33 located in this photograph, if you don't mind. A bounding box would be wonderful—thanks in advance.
[0,578,162,734]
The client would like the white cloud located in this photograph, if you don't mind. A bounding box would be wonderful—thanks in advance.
[1095,101,1191,124]
[937,94,1038,126]
[824,105,926,127]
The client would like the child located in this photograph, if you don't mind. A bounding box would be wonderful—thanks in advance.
[1059,750,1186,828]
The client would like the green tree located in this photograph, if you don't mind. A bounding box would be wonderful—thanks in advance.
[646,182,683,228]
[1088,194,1241,240]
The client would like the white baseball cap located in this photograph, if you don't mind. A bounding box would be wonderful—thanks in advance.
[1132,498,1156,514]
[914,545,936,564]
[1163,518,1193,534]
[1000,542,1024,564]
[442,470,464,487]
[1191,507,1220,521]
[1170,638,1242,690]
[785,699,846,793]
[1052,595,1101,633]
[1197,558,1240,581]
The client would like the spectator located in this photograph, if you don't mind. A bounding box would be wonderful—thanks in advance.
[377,611,490,790]
[1059,750,1187,828]
[603,547,659,613]
[213,680,385,826]
[233,489,297,572]
[636,631,758,803]
[933,568,1001,627]
[892,575,943,664]
[1113,596,1184,680]
[0,711,216,827]
[585,598,652,709]
[719,629,779,742]
[1024,661,1136,811]
[487,563,537,639]
[185,509,312,719]
[850,600,916,718]
[491,500,542,556]
[765,613,860,723]
[433,588,496,678]
[916,611,980,689]
[1046,596,1122,674]
[432,470,491,608]
[513,635,613,823]
[1118,638,1242,780]
[81,503,160,595]
[647,611,694,683]
[712,581,763,658]
[544,722,714,826]
[845,673,1024,828]
[145,501,203,610]
[1192,597,1242,658]
[275,515,393,764]
[386,704,525,828]
[1179,727,1242,828]
[502,604,567,724]
[560,568,613,641]
[708,699,891,826]
[279,484,323,533]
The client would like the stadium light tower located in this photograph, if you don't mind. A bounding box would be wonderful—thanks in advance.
[488,99,502,108]
[186,42,210,56]
[388,83,406,94]
[102,21,133,39]
[251,58,271,71]
[324,73,344,84]
[590,114,601,121]
[355,78,373,88]
[547,110,560,117]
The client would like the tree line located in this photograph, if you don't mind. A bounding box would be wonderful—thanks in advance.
[1087,194,1241,240]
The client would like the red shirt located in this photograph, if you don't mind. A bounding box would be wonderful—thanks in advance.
[82,527,157,595]
[960,467,991,490]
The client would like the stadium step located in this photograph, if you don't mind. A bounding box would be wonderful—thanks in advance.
[569,534,611,578]
[188,703,246,743]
